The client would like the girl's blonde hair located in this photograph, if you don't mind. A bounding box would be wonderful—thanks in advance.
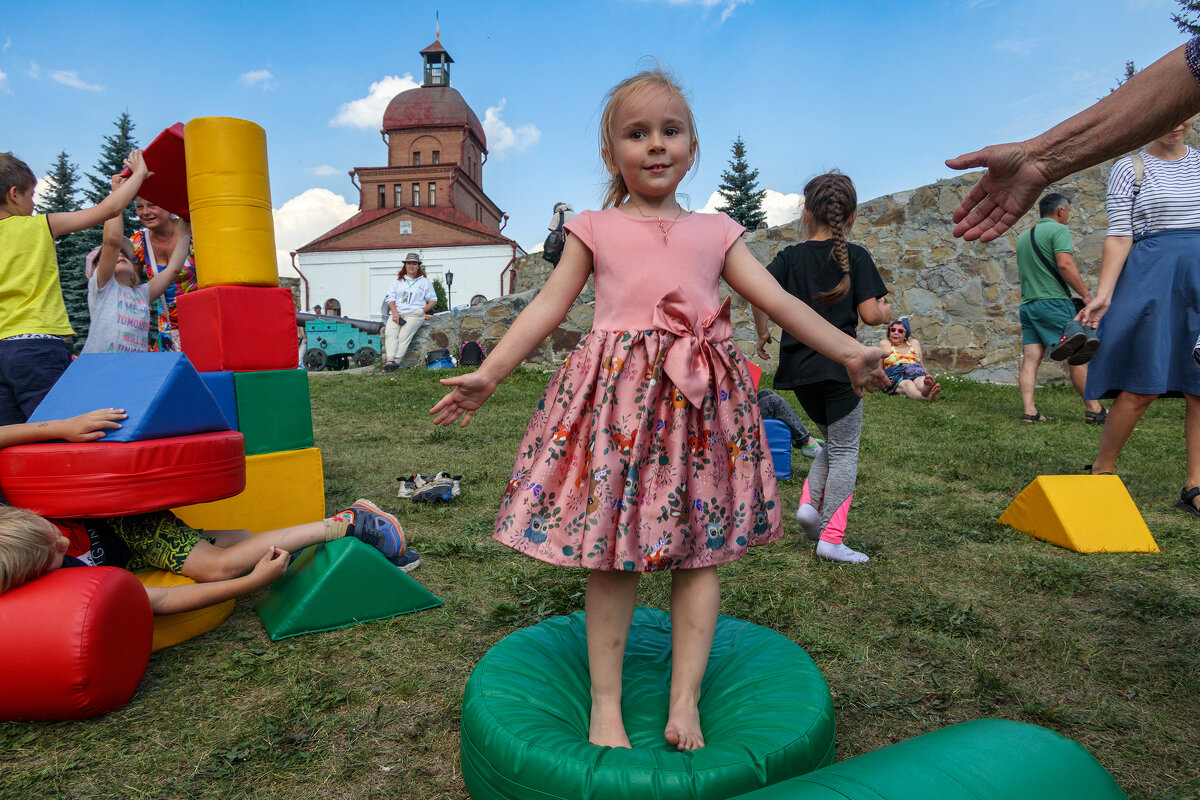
[0,506,55,594]
[598,67,698,209]
[803,172,857,305]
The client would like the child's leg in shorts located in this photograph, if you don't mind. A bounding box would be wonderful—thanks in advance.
[585,569,641,749]
[666,565,718,751]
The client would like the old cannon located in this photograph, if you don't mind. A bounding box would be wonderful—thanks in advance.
[297,312,384,371]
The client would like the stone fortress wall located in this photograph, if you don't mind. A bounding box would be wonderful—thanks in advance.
[404,122,1199,379]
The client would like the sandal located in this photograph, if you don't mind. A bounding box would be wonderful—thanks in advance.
[1022,410,1052,423]
[1176,486,1200,517]
[1085,407,1108,425]
[1083,464,1115,475]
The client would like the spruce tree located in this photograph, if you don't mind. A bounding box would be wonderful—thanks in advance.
[35,151,92,351]
[83,112,140,237]
[1173,0,1200,34]
[716,136,767,231]
[1111,60,1137,93]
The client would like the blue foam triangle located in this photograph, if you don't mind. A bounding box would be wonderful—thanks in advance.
[28,353,232,442]
[198,371,238,430]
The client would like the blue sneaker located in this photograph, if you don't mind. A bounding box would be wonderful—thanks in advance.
[333,499,406,565]
[397,548,422,573]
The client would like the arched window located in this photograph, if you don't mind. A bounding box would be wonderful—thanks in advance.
[324,298,342,316]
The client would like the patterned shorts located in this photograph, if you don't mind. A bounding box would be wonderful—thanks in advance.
[108,511,204,574]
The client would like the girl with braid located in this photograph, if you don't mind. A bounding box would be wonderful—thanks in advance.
[755,173,890,563]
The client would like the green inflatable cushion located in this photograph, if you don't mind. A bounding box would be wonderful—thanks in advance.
[733,719,1129,800]
[461,607,835,800]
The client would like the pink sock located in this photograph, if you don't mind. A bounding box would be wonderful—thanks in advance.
[819,492,853,545]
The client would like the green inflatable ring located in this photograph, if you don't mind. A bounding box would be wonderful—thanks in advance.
[733,719,1129,799]
[461,607,835,800]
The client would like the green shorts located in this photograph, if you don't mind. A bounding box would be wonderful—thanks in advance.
[1020,298,1074,348]
[107,510,204,574]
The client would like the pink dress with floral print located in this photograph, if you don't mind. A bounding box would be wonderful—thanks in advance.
[494,208,782,571]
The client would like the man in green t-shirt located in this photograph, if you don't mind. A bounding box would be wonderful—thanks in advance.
[1015,193,1105,424]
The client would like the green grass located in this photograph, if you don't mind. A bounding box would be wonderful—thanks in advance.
[2,369,1198,800]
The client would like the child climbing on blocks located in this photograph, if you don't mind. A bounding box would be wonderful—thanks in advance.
[0,151,151,423]
[81,175,188,354]
[0,409,420,613]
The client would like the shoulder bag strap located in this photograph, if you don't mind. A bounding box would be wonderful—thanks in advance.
[1029,223,1074,297]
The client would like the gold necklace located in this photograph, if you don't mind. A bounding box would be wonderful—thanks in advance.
[628,202,686,245]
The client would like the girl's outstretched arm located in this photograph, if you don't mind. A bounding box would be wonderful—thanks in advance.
[724,240,888,397]
[148,218,190,302]
[431,235,593,426]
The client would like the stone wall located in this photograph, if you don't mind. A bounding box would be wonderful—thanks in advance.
[403,123,1199,379]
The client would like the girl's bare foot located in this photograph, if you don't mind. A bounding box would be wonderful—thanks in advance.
[589,699,632,748]
[922,376,942,402]
[664,699,705,751]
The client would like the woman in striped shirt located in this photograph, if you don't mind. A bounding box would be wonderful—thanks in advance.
[1079,116,1200,515]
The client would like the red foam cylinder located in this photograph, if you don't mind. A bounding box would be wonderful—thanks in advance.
[0,430,246,518]
[177,286,300,372]
[0,567,152,721]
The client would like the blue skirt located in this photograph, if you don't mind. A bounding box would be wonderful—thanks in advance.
[1085,230,1200,400]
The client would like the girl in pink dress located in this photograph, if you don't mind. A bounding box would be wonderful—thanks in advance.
[432,68,887,752]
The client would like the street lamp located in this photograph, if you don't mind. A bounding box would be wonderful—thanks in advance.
[445,271,454,310]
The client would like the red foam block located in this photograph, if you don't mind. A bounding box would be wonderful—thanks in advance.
[120,123,189,218]
[0,430,246,519]
[178,286,300,372]
[0,567,152,721]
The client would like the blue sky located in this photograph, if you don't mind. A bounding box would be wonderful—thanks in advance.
[1,0,1189,279]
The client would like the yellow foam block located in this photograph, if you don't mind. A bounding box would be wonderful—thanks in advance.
[135,570,235,652]
[185,116,278,287]
[998,475,1159,553]
[173,447,325,535]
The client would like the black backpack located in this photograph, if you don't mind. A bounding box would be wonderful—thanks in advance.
[460,340,486,367]
[542,206,568,266]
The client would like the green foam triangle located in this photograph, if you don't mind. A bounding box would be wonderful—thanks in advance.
[254,538,442,640]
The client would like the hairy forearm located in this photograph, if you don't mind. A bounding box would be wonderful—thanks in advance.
[1031,44,1200,182]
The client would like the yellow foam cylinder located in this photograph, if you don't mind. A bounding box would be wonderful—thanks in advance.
[134,570,235,651]
[172,447,325,534]
[184,116,279,288]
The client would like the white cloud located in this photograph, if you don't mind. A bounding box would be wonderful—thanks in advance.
[239,69,277,91]
[48,70,102,91]
[637,0,752,22]
[0,68,8,93]
[27,61,39,79]
[483,99,540,156]
[273,188,358,277]
[331,74,419,129]
[307,164,339,176]
[2,38,10,53]
[32,173,56,211]
[992,37,1039,56]
[699,188,803,228]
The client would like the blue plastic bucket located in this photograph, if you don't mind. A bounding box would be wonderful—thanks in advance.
[762,419,792,480]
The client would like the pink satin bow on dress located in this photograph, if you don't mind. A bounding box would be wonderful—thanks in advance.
[651,287,733,407]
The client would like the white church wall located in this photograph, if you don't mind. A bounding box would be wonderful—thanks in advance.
[298,243,524,322]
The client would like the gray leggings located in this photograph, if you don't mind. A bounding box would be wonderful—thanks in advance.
[756,390,813,445]
[805,402,863,533]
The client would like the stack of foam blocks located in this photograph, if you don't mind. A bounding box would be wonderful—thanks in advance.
[170,117,325,535]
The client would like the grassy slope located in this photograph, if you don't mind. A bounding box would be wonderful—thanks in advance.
[1,370,1197,800]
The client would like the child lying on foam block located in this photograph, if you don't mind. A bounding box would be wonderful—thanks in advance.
[0,409,417,613]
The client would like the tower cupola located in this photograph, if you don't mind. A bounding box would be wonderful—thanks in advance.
[420,39,454,88]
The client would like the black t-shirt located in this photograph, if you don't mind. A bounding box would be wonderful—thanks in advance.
[765,240,887,389]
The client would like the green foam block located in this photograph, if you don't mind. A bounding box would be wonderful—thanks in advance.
[233,369,314,456]
[254,538,442,640]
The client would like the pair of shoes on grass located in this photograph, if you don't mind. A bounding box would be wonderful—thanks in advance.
[795,503,869,563]
[396,472,461,502]
[382,361,399,373]
[1049,320,1100,365]
[797,438,824,459]
[332,499,421,571]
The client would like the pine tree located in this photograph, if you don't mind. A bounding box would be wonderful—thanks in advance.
[1173,0,1200,34]
[716,136,767,231]
[34,151,92,351]
[83,112,140,237]
[1111,60,1137,93]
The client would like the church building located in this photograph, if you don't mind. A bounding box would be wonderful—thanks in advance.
[295,36,523,319]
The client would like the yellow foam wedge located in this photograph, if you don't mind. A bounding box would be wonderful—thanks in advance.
[998,475,1158,553]
[173,447,325,535]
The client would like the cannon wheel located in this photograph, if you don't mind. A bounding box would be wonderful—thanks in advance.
[330,355,351,371]
[304,348,327,372]
[355,347,378,368]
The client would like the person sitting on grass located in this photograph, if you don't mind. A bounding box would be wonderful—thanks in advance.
[0,410,420,613]
[878,318,941,402]
[756,389,824,458]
